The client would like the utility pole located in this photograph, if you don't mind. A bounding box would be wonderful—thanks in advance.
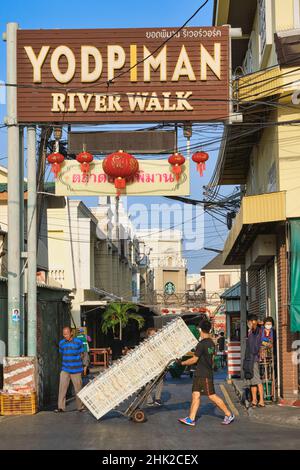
[19,126,25,355]
[36,126,52,239]
[27,126,37,356]
[5,22,21,356]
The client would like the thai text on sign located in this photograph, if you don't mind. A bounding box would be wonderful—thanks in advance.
[55,159,190,196]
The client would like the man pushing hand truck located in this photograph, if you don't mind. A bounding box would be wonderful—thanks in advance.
[178,319,235,427]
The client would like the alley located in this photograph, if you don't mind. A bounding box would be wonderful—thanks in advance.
[0,372,299,450]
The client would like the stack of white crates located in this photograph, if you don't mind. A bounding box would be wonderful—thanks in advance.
[78,317,198,419]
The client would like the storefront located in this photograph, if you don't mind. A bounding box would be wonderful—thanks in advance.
[221,283,247,378]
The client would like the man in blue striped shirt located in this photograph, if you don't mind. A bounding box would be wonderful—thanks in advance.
[55,326,85,412]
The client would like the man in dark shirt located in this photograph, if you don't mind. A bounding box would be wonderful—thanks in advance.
[178,320,234,426]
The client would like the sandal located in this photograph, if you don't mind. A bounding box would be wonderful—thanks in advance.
[251,402,258,408]
[258,403,266,408]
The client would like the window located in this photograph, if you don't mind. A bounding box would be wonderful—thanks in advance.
[219,274,231,289]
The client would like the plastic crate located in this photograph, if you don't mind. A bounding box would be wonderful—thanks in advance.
[0,391,37,416]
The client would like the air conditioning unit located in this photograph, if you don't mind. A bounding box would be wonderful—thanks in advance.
[245,235,276,270]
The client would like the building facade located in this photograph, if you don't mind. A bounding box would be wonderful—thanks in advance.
[214,0,300,403]
[201,254,241,307]
[46,196,153,327]
[136,229,187,311]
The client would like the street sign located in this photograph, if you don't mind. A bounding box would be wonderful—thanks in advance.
[17,26,229,123]
[55,159,190,196]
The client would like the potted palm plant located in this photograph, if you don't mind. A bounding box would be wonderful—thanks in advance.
[101,302,145,359]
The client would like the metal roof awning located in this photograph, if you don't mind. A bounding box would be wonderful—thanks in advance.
[222,191,286,264]
[213,122,262,185]
[212,87,279,186]
[221,282,242,300]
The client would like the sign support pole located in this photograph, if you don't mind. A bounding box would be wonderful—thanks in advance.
[6,22,21,356]
[27,125,37,356]
[19,126,25,355]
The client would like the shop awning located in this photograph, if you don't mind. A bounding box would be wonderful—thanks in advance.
[223,192,286,264]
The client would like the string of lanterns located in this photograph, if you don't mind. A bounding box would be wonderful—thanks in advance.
[47,148,209,194]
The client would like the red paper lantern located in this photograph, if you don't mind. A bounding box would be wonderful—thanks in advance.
[47,152,65,179]
[168,153,185,181]
[76,151,93,174]
[102,150,139,196]
[192,151,209,177]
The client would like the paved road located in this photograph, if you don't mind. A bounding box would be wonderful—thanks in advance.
[0,372,299,450]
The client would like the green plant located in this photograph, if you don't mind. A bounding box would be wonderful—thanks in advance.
[101,302,144,341]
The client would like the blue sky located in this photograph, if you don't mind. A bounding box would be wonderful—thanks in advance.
[0,0,229,273]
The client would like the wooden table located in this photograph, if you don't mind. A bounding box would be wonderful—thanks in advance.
[89,348,110,368]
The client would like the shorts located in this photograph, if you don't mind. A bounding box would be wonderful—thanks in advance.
[245,362,262,386]
[192,377,215,396]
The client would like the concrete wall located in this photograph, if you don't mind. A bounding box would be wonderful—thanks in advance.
[245,105,300,219]
[275,0,295,31]
[246,111,279,196]
[277,107,300,218]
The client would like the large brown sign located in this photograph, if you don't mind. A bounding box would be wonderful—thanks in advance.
[17,27,229,123]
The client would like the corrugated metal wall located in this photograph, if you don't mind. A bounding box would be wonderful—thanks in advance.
[36,286,71,408]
